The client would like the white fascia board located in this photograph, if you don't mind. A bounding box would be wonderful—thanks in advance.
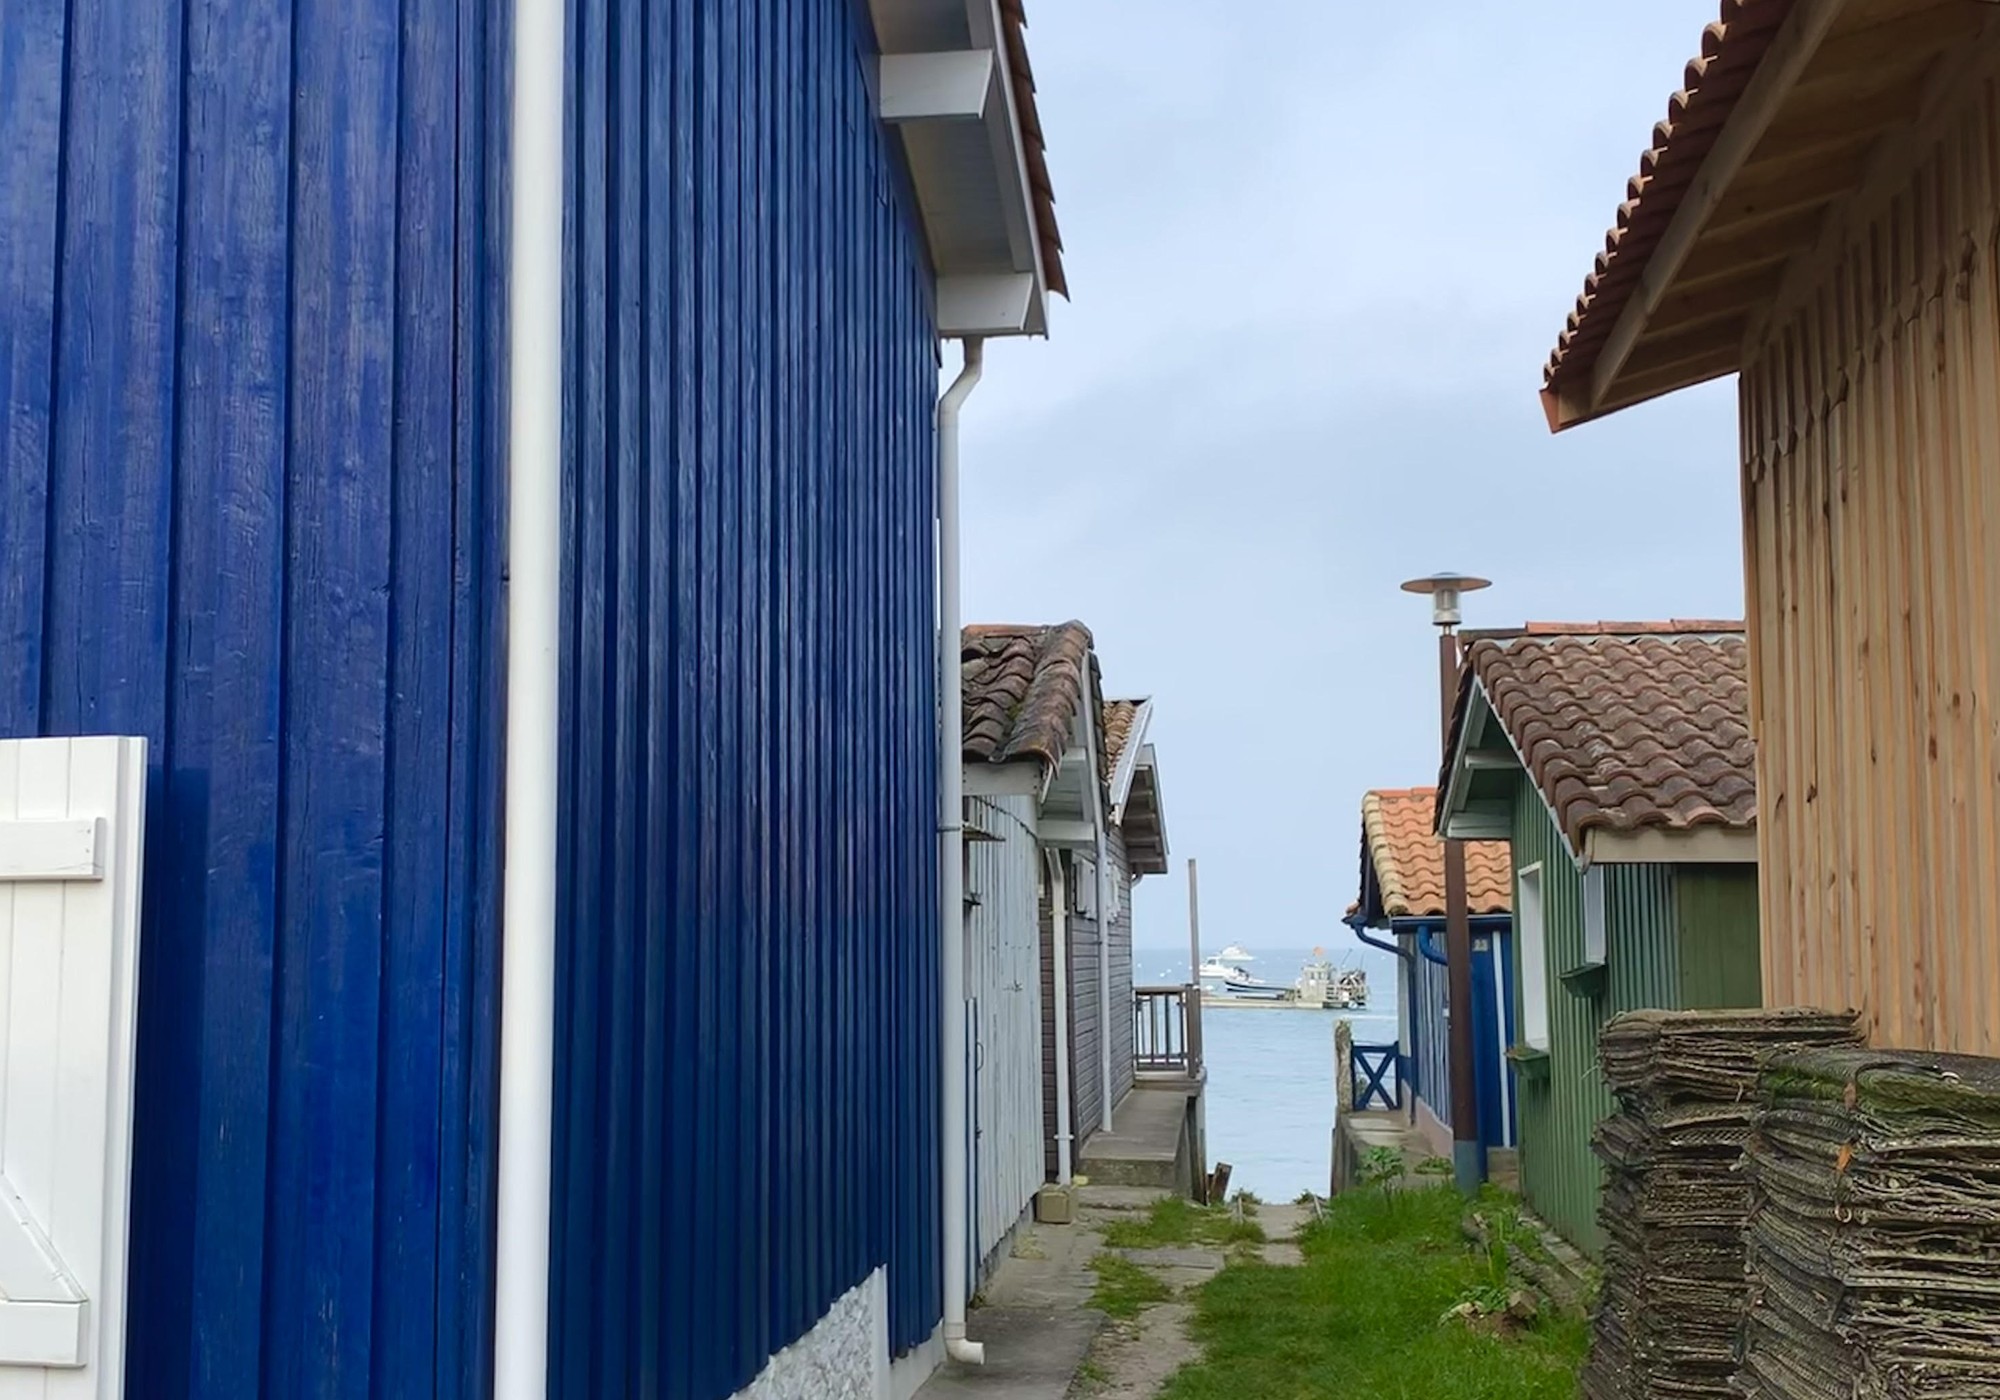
[880,50,995,124]
[966,0,1048,288]
[963,760,1041,799]
[1106,699,1154,820]
[1582,826,1759,866]
[936,273,1037,337]
[1438,680,1511,829]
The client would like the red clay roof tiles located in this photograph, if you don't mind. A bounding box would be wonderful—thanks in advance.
[961,622,1096,774]
[1103,698,1140,778]
[1450,625,1756,857]
[1362,788,1512,920]
[1541,0,1794,406]
[999,0,1066,299]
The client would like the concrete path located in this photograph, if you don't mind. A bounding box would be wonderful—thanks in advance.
[914,1201,1118,1400]
[915,1189,1322,1399]
[913,1306,1103,1400]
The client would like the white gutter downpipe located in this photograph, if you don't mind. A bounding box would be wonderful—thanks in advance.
[1048,851,1075,1184]
[1081,703,1113,1133]
[495,0,563,1391]
[937,338,985,1367]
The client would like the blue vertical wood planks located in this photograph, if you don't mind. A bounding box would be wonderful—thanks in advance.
[553,0,941,1393]
[2,0,940,1392]
[0,0,507,1393]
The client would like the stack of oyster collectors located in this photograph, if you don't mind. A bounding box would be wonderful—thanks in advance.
[1580,1009,1863,1400]
[1736,1047,2000,1399]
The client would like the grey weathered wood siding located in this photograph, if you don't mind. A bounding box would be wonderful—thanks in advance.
[1038,829,1136,1179]
[1107,827,1136,1110]
[965,795,1044,1270]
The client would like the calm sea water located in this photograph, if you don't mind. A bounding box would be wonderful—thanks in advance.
[1137,942,1402,1200]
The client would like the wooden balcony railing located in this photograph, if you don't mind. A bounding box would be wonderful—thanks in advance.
[1134,983,1204,1078]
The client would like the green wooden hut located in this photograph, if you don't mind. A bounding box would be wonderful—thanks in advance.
[1434,622,1760,1253]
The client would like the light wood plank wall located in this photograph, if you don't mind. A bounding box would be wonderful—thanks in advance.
[1739,53,2000,1051]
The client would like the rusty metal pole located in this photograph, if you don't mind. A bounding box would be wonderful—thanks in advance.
[1439,630,1484,1195]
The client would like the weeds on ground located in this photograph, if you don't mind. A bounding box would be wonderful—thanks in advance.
[1088,1254,1173,1319]
[1158,1186,1586,1399]
[1100,1196,1267,1249]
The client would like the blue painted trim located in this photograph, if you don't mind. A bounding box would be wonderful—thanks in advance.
[1415,924,1449,967]
[1343,914,1409,965]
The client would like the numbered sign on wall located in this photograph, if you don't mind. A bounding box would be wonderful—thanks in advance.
[0,738,145,1396]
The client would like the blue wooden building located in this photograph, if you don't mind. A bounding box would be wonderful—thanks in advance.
[0,0,1062,1394]
[1348,789,1517,1167]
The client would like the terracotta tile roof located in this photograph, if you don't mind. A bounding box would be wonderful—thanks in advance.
[1362,788,1512,920]
[1103,699,1140,777]
[999,0,1066,299]
[962,622,1096,773]
[1448,624,1756,857]
[1541,0,1794,407]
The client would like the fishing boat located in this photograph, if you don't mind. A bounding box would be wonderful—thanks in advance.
[1295,950,1370,1009]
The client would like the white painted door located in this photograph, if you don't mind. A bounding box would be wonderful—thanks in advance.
[0,737,147,1397]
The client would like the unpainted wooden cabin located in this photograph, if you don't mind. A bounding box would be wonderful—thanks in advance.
[1543,0,2000,1053]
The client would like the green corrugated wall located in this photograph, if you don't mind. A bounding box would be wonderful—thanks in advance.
[1506,779,1760,1255]
[1676,866,1763,1009]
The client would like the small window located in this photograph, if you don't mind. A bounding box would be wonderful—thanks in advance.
[1072,855,1096,918]
[1518,864,1550,1052]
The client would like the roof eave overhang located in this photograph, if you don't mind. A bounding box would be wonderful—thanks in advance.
[1582,825,1759,865]
[871,0,1053,338]
[1436,678,1523,842]
[1140,748,1169,871]
[1542,0,1993,431]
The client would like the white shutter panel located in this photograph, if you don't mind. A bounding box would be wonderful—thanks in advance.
[0,737,146,1392]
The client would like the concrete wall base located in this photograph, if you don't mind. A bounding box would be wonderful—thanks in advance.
[731,1269,891,1400]
[1413,1096,1454,1161]
[888,1324,943,1400]
[977,1199,1037,1289]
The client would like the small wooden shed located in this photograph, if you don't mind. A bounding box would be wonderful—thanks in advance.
[1437,623,1761,1252]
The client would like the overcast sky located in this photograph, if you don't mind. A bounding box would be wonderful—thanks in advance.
[958,1,1745,956]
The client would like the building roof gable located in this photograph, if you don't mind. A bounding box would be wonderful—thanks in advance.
[1357,787,1512,923]
[1438,624,1757,864]
[1541,0,1985,429]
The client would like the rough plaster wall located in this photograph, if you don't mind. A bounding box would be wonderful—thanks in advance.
[733,1271,886,1400]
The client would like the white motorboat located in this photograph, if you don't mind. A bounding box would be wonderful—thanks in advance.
[1198,950,1292,1000]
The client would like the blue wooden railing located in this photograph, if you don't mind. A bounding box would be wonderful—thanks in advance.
[1350,1041,1402,1112]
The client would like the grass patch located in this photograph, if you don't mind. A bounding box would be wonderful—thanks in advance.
[1160,1186,1586,1400]
[1100,1196,1267,1249]
[1089,1254,1173,1319]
